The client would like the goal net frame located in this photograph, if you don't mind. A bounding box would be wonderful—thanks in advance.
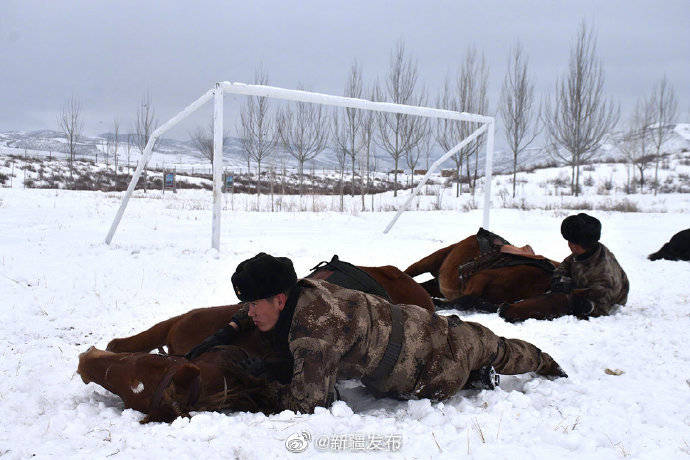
[105,81,495,249]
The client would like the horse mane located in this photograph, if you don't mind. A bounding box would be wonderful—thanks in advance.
[195,347,282,415]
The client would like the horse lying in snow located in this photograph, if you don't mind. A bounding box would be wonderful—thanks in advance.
[404,228,560,312]
[648,229,690,261]
[82,253,566,422]
[106,261,434,355]
[78,345,279,423]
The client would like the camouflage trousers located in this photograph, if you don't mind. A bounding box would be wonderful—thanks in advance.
[451,318,554,376]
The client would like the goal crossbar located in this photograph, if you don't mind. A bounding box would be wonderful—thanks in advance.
[105,81,494,249]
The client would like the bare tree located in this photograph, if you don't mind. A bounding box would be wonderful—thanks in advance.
[239,67,277,197]
[457,46,489,195]
[405,122,429,188]
[543,21,619,196]
[135,92,159,154]
[189,123,213,165]
[57,95,83,184]
[499,41,539,197]
[377,41,426,197]
[436,77,463,196]
[617,98,654,192]
[332,119,348,211]
[632,97,655,191]
[277,88,330,196]
[649,76,678,195]
[134,93,159,192]
[358,99,376,211]
[126,133,133,173]
[333,61,364,197]
[190,118,229,167]
[112,119,120,174]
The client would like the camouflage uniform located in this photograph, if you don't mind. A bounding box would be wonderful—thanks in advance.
[553,243,629,316]
[237,278,562,414]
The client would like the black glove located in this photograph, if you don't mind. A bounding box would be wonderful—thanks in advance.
[238,357,269,378]
[185,324,239,360]
[550,276,574,294]
[570,295,594,317]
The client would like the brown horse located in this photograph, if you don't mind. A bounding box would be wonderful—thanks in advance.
[107,264,433,355]
[78,345,279,423]
[404,233,558,311]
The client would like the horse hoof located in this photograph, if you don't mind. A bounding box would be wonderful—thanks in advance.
[497,303,521,323]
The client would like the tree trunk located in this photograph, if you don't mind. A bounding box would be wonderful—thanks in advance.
[571,164,575,195]
[270,170,274,212]
[298,160,304,197]
[653,158,659,196]
[351,155,355,198]
[339,169,344,212]
[393,158,399,197]
[257,160,262,198]
[638,165,645,190]
[512,154,518,198]
[456,163,460,197]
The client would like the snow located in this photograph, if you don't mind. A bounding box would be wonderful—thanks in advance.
[1,186,689,459]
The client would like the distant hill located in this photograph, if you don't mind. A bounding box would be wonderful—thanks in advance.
[1,123,688,174]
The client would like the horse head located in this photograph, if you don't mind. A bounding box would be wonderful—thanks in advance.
[78,345,280,423]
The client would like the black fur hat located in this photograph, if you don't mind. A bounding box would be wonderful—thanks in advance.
[231,253,297,302]
[561,213,601,248]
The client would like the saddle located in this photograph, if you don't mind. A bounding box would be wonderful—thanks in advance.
[458,228,556,282]
[308,255,392,301]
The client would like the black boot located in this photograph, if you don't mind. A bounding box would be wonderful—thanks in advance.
[463,365,500,390]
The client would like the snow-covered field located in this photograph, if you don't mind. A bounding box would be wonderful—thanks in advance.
[1,188,689,459]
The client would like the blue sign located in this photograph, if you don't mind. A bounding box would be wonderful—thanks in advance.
[164,173,174,188]
[225,175,234,187]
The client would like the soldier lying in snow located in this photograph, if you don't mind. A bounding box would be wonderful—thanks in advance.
[499,213,629,322]
[186,253,567,414]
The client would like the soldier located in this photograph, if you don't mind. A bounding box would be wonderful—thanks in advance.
[186,253,567,414]
[499,213,629,322]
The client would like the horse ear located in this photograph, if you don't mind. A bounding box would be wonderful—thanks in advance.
[172,363,200,389]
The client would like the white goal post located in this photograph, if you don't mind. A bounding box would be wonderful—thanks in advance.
[105,81,495,250]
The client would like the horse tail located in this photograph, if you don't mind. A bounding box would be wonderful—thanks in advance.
[106,314,183,353]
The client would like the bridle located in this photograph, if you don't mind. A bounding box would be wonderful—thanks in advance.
[148,361,201,418]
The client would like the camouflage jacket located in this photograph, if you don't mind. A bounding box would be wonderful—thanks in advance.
[553,243,629,315]
[246,278,470,413]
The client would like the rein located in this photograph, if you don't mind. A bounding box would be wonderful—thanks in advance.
[149,362,202,417]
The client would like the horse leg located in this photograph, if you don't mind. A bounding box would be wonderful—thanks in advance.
[403,242,457,278]
[107,314,183,353]
[434,295,499,313]
[498,293,572,322]
[420,278,443,298]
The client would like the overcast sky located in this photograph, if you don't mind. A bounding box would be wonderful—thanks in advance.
[1,0,688,147]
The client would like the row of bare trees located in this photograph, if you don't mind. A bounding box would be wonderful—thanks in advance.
[502,21,677,197]
[57,93,160,189]
[58,22,679,199]
[617,77,678,194]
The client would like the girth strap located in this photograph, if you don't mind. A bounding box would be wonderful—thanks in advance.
[362,304,404,388]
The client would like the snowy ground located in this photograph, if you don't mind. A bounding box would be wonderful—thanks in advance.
[1,188,689,459]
